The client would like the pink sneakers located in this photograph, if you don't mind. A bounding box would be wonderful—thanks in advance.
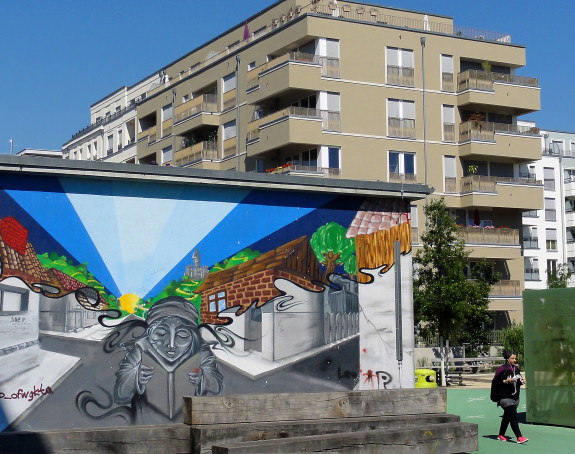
[498,435,509,441]
[517,436,529,444]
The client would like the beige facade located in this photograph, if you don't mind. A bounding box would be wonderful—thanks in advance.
[64,0,542,326]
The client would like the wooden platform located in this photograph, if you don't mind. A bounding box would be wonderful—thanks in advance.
[184,388,478,453]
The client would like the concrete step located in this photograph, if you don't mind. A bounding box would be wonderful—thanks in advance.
[211,421,478,454]
[192,413,461,454]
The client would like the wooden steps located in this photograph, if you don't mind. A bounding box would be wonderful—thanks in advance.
[184,388,478,453]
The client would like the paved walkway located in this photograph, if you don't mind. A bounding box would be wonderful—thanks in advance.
[447,385,575,453]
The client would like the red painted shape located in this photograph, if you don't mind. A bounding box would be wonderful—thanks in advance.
[0,217,28,255]
[362,348,367,353]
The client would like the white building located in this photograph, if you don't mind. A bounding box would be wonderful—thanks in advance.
[62,74,160,163]
[522,125,575,289]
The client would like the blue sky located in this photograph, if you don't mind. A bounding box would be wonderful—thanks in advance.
[0,0,572,153]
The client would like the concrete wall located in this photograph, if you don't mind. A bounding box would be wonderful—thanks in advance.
[0,157,427,432]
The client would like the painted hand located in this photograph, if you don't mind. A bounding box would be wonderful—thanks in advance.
[139,364,154,384]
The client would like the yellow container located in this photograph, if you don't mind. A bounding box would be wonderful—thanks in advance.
[415,368,437,388]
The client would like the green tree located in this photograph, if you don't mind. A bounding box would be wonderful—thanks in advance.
[310,222,356,278]
[547,263,572,288]
[413,198,498,349]
[499,323,524,365]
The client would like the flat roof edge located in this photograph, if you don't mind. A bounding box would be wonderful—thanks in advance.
[0,156,432,199]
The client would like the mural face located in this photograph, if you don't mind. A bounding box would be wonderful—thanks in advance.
[0,173,414,431]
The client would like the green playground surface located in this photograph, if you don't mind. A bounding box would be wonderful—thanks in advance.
[447,388,575,453]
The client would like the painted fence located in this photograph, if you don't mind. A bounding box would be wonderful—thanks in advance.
[0,158,427,431]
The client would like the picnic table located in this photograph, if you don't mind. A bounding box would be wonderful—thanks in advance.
[430,356,503,385]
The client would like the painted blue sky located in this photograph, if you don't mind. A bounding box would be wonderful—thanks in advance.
[0,0,572,153]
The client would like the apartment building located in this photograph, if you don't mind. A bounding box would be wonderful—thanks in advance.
[522,129,575,290]
[62,0,542,327]
[62,74,159,163]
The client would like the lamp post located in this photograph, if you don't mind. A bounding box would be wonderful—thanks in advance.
[236,54,241,171]
[420,36,428,229]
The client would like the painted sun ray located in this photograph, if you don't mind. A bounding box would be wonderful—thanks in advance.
[60,178,251,297]
[2,175,121,296]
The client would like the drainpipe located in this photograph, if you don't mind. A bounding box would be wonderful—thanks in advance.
[421,37,428,230]
[236,54,241,171]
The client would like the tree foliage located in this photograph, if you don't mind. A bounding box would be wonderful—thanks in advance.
[547,263,572,288]
[499,323,524,365]
[413,199,498,348]
[310,222,355,278]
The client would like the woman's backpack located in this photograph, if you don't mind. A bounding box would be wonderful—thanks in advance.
[490,375,500,402]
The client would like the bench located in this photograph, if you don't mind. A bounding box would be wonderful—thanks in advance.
[183,389,478,453]
[431,356,503,385]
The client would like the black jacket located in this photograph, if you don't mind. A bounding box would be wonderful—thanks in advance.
[493,363,523,401]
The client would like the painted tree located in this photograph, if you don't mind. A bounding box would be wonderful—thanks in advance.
[413,198,498,351]
[310,222,355,278]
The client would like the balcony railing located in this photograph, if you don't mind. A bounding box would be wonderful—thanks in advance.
[386,65,414,87]
[246,52,340,90]
[162,119,172,138]
[461,175,541,193]
[174,141,218,167]
[460,227,519,245]
[457,69,539,92]
[71,102,139,141]
[444,177,457,193]
[174,94,218,123]
[313,4,513,43]
[442,72,454,92]
[223,137,237,158]
[265,164,341,178]
[388,117,415,138]
[524,269,540,281]
[443,123,456,142]
[249,106,340,132]
[522,237,539,249]
[411,227,419,244]
[459,121,540,142]
[389,172,417,183]
[490,280,521,297]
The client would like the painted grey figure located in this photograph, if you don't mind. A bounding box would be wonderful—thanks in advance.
[114,297,223,419]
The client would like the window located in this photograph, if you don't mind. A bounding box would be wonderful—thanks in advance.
[546,229,557,251]
[389,151,416,182]
[522,226,538,249]
[387,99,415,138]
[328,147,340,169]
[223,120,237,140]
[182,94,190,103]
[325,38,340,58]
[444,155,456,193]
[107,135,113,155]
[209,291,227,312]
[0,284,29,313]
[524,258,539,281]
[547,259,557,277]
[161,146,172,164]
[545,198,556,221]
[247,61,256,71]
[544,167,555,190]
[442,105,455,142]
[386,47,414,86]
[93,142,98,158]
[441,55,454,91]
[550,140,564,154]
[162,104,173,122]
[118,129,123,150]
[285,148,318,168]
[222,72,236,93]
[523,209,538,218]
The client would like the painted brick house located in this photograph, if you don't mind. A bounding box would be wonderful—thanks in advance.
[195,236,328,325]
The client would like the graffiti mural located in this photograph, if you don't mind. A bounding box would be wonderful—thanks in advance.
[0,173,415,431]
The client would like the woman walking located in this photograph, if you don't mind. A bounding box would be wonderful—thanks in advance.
[493,350,528,443]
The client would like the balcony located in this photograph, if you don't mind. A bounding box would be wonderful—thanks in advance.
[453,175,543,210]
[389,172,417,183]
[388,117,415,139]
[564,177,575,198]
[457,70,540,114]
[460,226,519,246]
[522,237,539,249]
[246,52,339,105]
[386,65,414,87]
[458,121,541,162]
[138,125,157,144]
[490,280,521,297]
[265,163,341,178]
[247,107,333,157]
[174,94,218,122]
[174,141,218,167]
